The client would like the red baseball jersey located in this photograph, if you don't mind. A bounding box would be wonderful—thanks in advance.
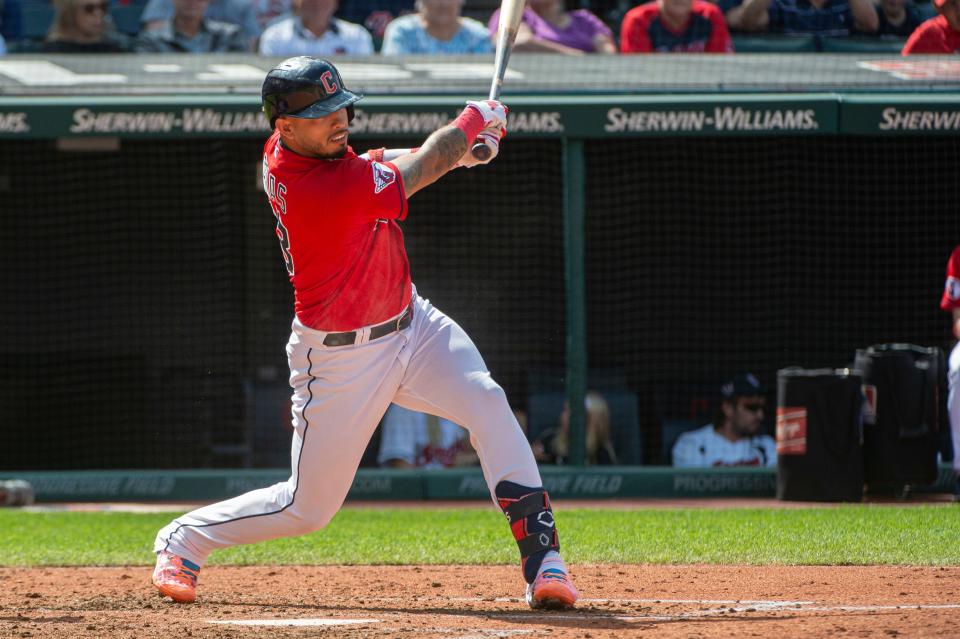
[942,245,960,311]
[902,15,960,54]
[620,0,733,53]
[261,130,411,331]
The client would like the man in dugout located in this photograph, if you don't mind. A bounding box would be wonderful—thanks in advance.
[672,373,777,467]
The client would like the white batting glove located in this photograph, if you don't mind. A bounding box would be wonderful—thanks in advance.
[465,100,509,133]
[457,126,501,169]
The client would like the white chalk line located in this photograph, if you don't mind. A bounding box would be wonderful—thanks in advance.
[205,599,960,629]
[452,597,813,606]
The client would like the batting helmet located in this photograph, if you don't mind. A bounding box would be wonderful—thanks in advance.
[261,57,362,129]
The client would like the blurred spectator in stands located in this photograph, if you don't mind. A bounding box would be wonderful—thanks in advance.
[621,0,733,52]
[381,0,490,54]
[672,373,776,467]
[855,0,924,36]
[376,404,478,469]
[726,0,878,36]
[488,0,615,54]
[532,391,618,465]
[136,0,250,52]
[141,0,261,43]
[0,33,5,55]
[43,0,132,53]
[259,0,373,55]
[902,0,960,51]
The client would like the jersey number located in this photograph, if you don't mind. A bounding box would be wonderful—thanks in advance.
[274,218,293,276]
[264,168,293,276]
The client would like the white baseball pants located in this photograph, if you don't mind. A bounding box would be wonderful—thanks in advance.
[155,291,541,565]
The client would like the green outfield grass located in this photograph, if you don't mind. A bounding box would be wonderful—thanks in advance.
[1,506,959,566]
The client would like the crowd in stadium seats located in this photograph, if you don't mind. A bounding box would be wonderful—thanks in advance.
[0,0,955,56]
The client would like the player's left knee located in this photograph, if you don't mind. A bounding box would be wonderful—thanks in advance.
[463,373,510,414]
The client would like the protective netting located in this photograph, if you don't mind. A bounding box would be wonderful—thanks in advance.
[0,137,564,470]
[584,136,960,462]
[2,135,957,469]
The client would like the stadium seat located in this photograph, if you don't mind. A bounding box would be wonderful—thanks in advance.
[111,0,147,36]
[19,1,55,40]
[731,34,818,52]
[527,391,566,442]
[660,418,699,466]
[605,390,642,464]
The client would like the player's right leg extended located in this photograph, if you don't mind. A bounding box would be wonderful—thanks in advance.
[392,295,578,609]
[152,320,412,603]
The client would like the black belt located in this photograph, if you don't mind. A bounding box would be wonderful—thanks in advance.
[322,302,414,347]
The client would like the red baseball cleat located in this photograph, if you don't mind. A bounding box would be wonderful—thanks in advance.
[152,551,201,604]
[525,552,579,610]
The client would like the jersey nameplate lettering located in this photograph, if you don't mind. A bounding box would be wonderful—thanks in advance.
[371,162,396,194]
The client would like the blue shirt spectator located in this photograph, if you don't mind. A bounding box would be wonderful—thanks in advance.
[726,0,879,34]
[141,0,261,41]
[0,33,5,54]
[259,0,373,55]
[381,0,492,54]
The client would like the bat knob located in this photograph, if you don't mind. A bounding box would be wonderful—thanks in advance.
[471,141,493,161]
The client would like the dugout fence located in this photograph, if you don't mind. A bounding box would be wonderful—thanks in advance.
[1,56,959,471]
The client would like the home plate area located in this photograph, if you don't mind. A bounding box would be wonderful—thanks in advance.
[202,595,960,638]
[3,564,960,638]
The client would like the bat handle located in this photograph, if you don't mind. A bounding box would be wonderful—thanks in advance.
[470,86,501,161]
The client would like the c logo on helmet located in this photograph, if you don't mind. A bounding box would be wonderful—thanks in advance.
[320,70,338,95]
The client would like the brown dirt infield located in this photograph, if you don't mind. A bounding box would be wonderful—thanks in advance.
[3,564,959,638]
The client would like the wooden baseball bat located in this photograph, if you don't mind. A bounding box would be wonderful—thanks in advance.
[470,0,525,160]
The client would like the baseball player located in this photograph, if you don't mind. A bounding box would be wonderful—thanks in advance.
[672,373,777,467]
[941,244,960,497]
[151,56,578,610]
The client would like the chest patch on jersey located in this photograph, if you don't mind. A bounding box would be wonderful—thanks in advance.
[371,162,396,194]
[947,276,960,302]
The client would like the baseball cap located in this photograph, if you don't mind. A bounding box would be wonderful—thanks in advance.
[719,373,765,399]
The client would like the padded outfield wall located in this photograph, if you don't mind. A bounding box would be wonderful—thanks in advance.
[0,55,959,477]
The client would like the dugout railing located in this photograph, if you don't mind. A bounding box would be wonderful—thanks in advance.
[1,55,959,475]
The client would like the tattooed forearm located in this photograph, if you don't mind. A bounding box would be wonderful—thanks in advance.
[399,162,423,193]
[394,125,467,198]
[430,126,469,169]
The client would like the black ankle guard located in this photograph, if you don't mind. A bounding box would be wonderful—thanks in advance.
[495,482,560,576]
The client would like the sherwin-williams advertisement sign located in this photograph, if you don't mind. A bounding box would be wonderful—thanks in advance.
[0,95,958,139]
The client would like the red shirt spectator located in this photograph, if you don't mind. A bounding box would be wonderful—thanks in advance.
[902,0,960,53]
[621,0,733,53]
